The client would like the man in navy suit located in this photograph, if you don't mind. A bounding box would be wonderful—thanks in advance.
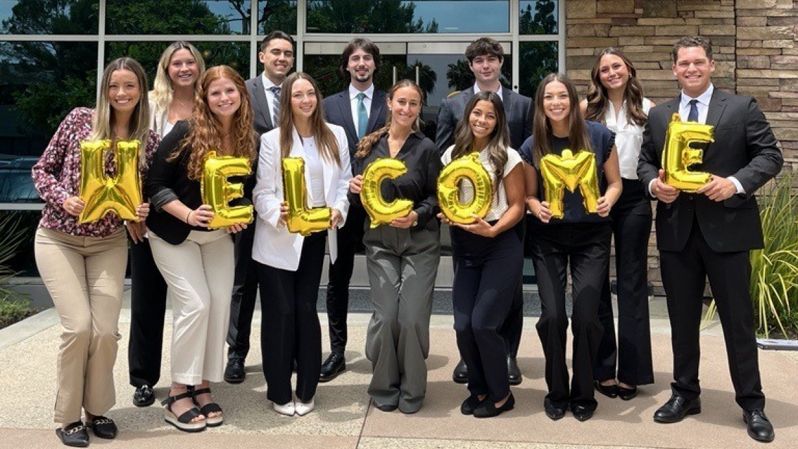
[638,36,782,443]
[224,30,295,384]
[435,37,532,386]
[319,38,387,382]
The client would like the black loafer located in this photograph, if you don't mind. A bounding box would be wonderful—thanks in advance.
[653,394,701,423]
[452,359,468,384]
[507,356,522,386]
[319,352,346,382]
[133,384,155,407]
[223,358,246,384]
[88,416,117,439]
[374,402,398,412]
[460,395,485,416]
[544,398,566,421]
[618,385,638,401]
[743,409,775,443]
[56,421,89,447]
[594,380,618,398]
[571,403,595,422]
[474,393,514,418]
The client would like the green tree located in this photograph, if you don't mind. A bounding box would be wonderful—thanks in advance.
[519,0,557,35]
[260,0,298,34]
[307,0,438,33]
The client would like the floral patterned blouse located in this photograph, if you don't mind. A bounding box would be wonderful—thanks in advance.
[31,107,161,237]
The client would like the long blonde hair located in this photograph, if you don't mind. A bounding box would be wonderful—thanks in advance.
[150,41,206,115]
[355,79,423,159]
[172,65,256,180]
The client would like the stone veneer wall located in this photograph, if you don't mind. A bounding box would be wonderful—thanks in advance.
[564,0,798,293]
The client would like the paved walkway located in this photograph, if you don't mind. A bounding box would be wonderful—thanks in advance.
[0,292,796,449]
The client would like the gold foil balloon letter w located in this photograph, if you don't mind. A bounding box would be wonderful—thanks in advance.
[201,151,254,229]
[78,139,142,223]
[360,158,414,228]
[539,149,600,220]
[661,113,713,192]
[437,152,493,224]
[282,157,331,236]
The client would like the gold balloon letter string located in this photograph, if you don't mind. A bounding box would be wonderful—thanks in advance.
[437,152,493,224]
[661,113,714,192]
[360,158,414,228]
[200,151,254,229]
[539,149,601,220]
[281,157,331,236]
[78,139,142,223]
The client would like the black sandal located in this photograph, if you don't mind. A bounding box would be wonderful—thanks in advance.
[162,390,206,432]
[192,387,224,427]
[55,421,89,447]
[87,415,117,439]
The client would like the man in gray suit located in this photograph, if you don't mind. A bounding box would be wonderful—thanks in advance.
[435,37,531,386]
[224,30,295,384]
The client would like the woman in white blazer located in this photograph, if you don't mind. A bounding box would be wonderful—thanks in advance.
[252,72,351,417]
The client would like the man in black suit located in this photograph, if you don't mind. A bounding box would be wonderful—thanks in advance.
[638,36,782,443]
[435,37,531,386]
[319,38,387,382]
[224,30,295,384]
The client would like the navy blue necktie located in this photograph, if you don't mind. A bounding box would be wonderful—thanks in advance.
[687,99,699,122]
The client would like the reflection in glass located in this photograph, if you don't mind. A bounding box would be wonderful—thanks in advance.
[519,0,558,34]
[106,42,250,82]
[106,0,251,34]
[518,41,558,97]
[1,0,98,34]
[258,0,297,35]
[306,0,508,34]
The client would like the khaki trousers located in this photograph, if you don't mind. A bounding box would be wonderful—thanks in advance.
[34,227,127,425]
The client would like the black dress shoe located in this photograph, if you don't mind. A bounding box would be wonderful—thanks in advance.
[374,402,398,412]
[617,385,638,401]
[653,394,701,423]
[571,403,595,422]
[474,393,514,418]
[56,421,89,447]
[88,416,118,439]
[460,394,485,416]
[594,380,618,398]
[133,384,155,407]
[544,398,566,421]
[743,409,775,443]
[507,356,522,386]
[224,358,246,384]
[319,352,346,382]
[452,359,468,384]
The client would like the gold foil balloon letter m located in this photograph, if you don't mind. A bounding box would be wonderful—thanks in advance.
[661,113,713,192]
[282,157,331,236]
[539,149,600,220]
[360,158,414,228]
[437,152,493,224]
[201,151,254,229]
[78,139,142,223]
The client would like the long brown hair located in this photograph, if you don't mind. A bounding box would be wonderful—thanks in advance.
[172,65,256,180]
[355,79,423,159]
[584,48,647,126]
[451,91,510,195]
[278,72,341,166]
[532,73,591,165]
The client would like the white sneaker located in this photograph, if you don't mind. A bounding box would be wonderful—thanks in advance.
[272,400,295,416]
[295,398,315,416]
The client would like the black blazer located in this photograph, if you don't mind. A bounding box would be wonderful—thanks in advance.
[323,88,388,162]
[435,88,532,154]
[245,75,278,137]
[638,89,783,253]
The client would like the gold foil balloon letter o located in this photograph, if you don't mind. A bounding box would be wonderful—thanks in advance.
[360,158,414,228]
[281,157,331,236]
[78,139,142,223]
[437,152,493,224]
[661,113,713,192]
[201,151,254,229]
[539,149,600,220]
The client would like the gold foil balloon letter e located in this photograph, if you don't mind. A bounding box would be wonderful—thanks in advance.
[282,157,331,236]
[539,149,600,220]
[360,158,414,228]
[661,113,713,192]
[201,151,254,229]
[437,152,493,224]
[78,139,142,223]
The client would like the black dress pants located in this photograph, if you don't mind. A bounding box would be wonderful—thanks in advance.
[595,179,654,386]
[257,231,326,405]
[128,238,168,387]
[324,205,366,355]
[226,223,259,360]
[531,222,611,410]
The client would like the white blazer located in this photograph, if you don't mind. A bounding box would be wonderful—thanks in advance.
[252,122,352,271]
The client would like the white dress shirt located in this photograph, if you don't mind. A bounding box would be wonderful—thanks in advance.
[473,83,503,101]
[349,83,374,137]
[604,97,652,180]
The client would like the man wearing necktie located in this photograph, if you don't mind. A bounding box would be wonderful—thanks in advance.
[224,30,295,384]
[638,36,782,443]
[320,38,388,382]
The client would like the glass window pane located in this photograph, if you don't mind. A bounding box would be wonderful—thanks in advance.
[1,0,98,34]
[519,0,558,35]
[307,0,509,34]
[106,0,251,34]
[0,41,97,207]
[518,41,558,97]
[258,0,297,35]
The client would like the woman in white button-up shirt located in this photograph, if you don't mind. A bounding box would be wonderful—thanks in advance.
[581,48,655,401]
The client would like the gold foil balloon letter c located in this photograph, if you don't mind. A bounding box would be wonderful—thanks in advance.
[78,139,142,223]
[437,152,493,224]
[360,158,414,228]
[282,157,331,236]
[661,113,713,192]
[201,151,254,229]
[539,149,600,220]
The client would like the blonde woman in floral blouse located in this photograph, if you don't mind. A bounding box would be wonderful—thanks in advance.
[31,57,159,448]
